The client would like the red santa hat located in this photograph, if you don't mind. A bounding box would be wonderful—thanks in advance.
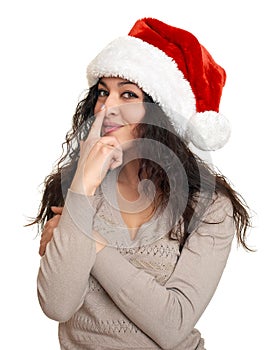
[87,18,231,151]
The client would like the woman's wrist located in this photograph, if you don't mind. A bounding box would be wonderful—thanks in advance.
[70,177,98,196]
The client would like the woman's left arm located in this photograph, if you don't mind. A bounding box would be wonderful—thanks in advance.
[91,194,235,349]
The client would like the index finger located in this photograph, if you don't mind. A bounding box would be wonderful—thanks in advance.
[86,106,105,141]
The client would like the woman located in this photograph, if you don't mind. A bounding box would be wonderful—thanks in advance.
[33,18,251,349]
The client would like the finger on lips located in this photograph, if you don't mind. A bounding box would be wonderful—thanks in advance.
[87,108,106,140]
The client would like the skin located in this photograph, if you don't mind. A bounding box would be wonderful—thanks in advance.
[39,77,150,255]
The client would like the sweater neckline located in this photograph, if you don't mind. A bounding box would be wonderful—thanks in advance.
[95,168,173,248]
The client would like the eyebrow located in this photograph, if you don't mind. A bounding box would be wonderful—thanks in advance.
[98,79,138,88]
[118,81,138,87]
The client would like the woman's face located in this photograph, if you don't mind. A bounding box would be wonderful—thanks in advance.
[94,77,145,146]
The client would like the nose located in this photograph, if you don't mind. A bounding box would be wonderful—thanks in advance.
[104,93,120,117]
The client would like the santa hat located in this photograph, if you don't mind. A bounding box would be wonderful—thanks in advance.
[87,18,231,151]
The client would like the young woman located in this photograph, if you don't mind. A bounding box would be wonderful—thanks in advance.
[33,18,251,350]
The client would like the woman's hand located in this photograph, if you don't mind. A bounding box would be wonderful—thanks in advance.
[39,206,63,256]
[40,111,116,256]
[39,206,106,255]
[70,109,123,196]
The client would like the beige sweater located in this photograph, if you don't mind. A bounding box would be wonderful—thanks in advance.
[37,179,235,350]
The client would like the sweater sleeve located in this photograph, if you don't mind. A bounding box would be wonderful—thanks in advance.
[37,190,97,323]
[91,194,235,349]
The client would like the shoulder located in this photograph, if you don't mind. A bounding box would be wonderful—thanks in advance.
[185,193,235,254]
[193,193,234,236]
[201,192,233,223]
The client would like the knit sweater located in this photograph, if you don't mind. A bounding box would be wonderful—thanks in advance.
[37,175,235,350]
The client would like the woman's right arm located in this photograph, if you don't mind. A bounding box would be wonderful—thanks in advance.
[37,108,122,322]
[37,190,97,323]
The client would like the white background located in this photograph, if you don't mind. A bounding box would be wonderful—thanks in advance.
[1,0,276,349]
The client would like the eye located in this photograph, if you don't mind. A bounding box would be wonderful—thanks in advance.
[97,89,109,98]
[122,91,139,99]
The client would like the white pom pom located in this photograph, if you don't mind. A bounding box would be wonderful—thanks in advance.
[186,111,231,151]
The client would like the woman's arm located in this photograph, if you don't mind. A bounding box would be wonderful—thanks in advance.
[37,190,97,322]
[39,206,63,257]
[91,194,235,349]
[37,107,122,322]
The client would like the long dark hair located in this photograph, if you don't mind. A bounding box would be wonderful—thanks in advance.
[30,83,252,250]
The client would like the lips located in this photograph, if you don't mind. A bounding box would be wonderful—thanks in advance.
[102,123,123,135]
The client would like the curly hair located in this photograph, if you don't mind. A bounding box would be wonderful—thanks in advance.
[30,83,252,250]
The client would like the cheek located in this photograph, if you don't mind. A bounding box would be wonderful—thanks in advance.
[115,124,138,143]
[121,103,145,124]
[93,102,100,114]
[94,101,101,115]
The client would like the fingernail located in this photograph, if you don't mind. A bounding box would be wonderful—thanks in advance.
[100,104,105,110]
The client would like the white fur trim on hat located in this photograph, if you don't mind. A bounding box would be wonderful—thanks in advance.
[87,36,196,137]
[186,111,231,151]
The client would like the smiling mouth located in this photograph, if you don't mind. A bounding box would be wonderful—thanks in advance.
[102,125,124,135]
